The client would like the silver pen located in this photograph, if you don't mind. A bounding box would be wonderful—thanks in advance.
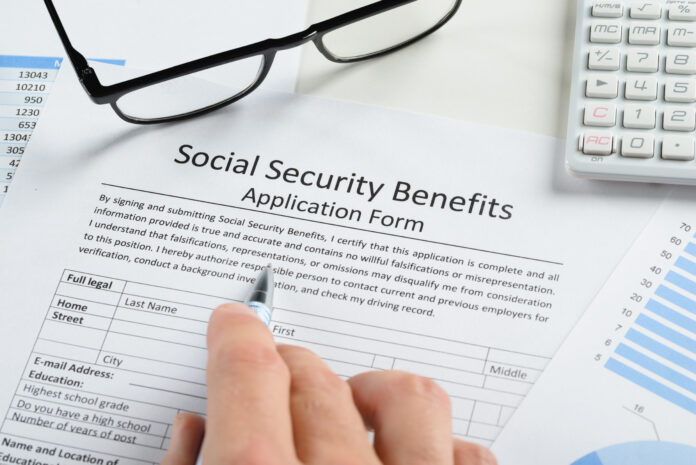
[245,264,274,326]
[194,264,274,465]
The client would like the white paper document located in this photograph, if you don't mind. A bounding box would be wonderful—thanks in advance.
[494,190,696,465]
[0,70,669,464]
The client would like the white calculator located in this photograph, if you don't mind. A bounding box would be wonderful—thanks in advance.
[568,0,696,184]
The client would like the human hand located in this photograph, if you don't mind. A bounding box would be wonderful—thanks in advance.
[161,303,498,465]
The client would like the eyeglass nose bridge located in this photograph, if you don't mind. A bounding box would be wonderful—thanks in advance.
[271,28,321,51]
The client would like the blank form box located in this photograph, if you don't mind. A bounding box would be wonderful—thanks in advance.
[393,359,485,387]
[484,376,533,396]
[288,340,373,367]
[487,349,549,370]
[108,320,206,349]
[468,422,502,441]
[436,380,523,407]
[499,406,516,425]
[452,418,469,437]
[472,402,501,425]
[34,338,99,363]
[451,397,474,420]
[372,355,394,370]
[40,321,105,348]
[323,359,367,378]
[161,438,171,451]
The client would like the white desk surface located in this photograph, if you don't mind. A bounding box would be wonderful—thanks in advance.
[297,0,577,139]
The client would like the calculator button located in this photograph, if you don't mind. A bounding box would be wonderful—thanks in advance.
[588,47,621,70]
[666,51,696,74]
[669,5,696,21]
[626,49,659,72]
[582,132,615,155]
[663,107,696,131]
[630,3,661,19]
[629,23,661,44]
[621,134,655,158]
[668,24,696,46]
[590,21,623,43]
[624,104,656,128]
[586,75,619,98]
[662,135,695,160]
[625,76,658,100]
[593,1,624,17]
[665,78,696,102]
[584,102,617,126]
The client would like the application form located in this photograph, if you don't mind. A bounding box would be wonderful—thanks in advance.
[0,71,669,463]
[494,190,696,465]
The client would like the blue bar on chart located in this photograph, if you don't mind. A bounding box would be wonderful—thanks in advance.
[625,329,696,375]
[605,240,696,416]
[614,343,696,394]
[645,299,696,336]
[685,242,696,258]
[675,256,696,278]
[666,271,696,296]
[635,314,696,355]
[654,285,696,316]
[605,358,696,414]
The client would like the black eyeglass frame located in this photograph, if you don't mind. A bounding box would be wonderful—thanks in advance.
[45,0,462,124]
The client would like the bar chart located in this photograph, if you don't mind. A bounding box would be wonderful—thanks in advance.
[605,235,696,415]
[491,198,696,465]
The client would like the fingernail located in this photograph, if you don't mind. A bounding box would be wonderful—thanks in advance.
[216,303,255,316]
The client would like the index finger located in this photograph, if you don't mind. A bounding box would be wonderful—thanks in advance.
[202,303,296,464]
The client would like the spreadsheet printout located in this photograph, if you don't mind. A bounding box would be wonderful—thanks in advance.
[494,190,696,465]
[0,55,60,207]
[0,71,670,463]
[0,55,127,208]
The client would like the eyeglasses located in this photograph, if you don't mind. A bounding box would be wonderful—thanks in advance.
[45,0,461,125]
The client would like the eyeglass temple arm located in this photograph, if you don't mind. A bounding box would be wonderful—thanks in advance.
[44,0,102,93]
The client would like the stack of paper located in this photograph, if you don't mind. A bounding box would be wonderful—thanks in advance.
[1,2,692,465]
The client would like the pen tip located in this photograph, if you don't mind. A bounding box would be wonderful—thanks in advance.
[267,263,273,270]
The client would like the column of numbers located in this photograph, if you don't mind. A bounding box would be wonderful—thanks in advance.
[0,56,62,207]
